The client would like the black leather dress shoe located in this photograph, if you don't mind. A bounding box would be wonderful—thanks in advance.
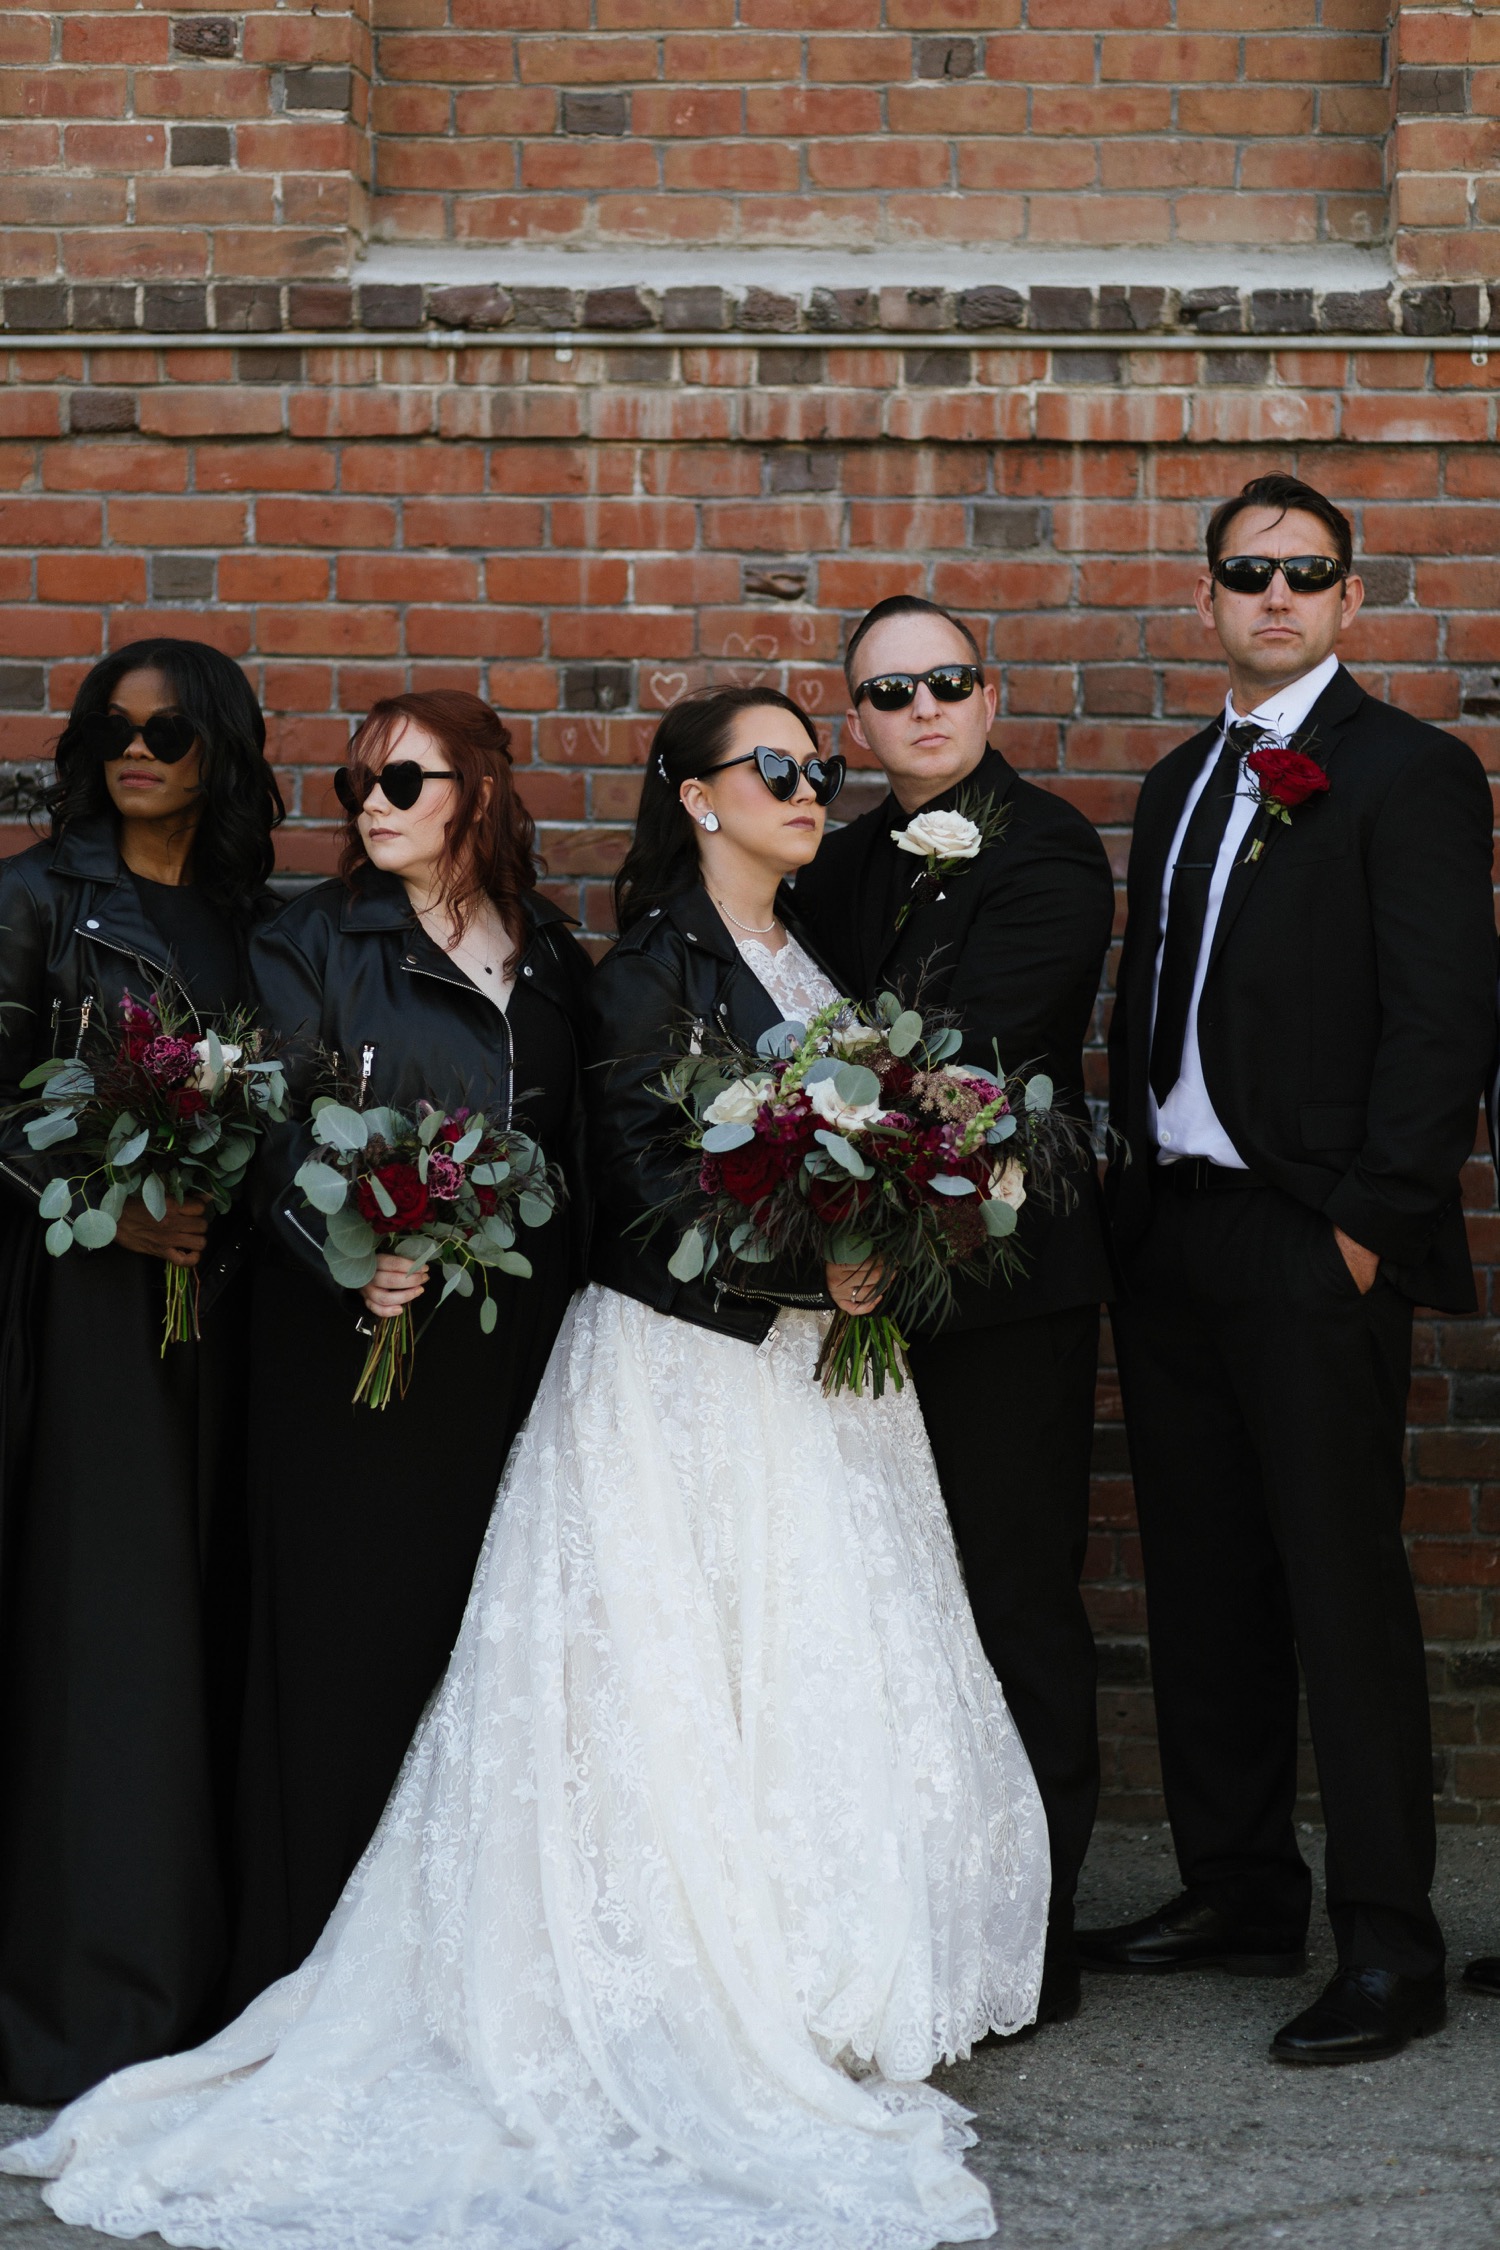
[1461,1955,1500,1996]
[1076,1893,1306,1977]
[1270,1966,1446,2065]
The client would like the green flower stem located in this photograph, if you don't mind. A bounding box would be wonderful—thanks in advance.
[160,1262,200,1353]
[352,1308,416,1410]
[814,1310,911,1399]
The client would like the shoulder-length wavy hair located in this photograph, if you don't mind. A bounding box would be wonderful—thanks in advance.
[48,638,283,912]
[613,686,818,934]
[338,691,538,971]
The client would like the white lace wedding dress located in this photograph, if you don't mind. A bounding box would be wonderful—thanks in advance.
[3,935,1048,2250]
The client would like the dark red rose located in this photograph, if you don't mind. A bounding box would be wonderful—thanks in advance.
[118,991,159,1061]
[806,1174,870,1225]
[434,1107,471,1148]
[474,1185,499,1217]
[1247,746,1329,810]
[718,1136,787,1209]
[169,1085,209,1120]
[355,1160,430,1230]
[876,1057,917,1101]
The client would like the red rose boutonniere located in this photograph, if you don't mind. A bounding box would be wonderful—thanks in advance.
[1239,731,1330,861]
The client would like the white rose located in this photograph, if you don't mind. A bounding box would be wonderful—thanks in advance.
[704,1075,770,1127]
[830,1022,881,1054]
[988,1157,1027,1210]
[192,1037,242,1091]
[807,1076,885,1133]
[893,810,983,861]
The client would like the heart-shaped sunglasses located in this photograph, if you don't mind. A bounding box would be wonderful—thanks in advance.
[701,743,846,806]
[334,760,460,815]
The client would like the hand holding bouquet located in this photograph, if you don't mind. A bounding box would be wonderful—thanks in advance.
[661,993,1087,1396]
[293,1094,559,1408]
[12,988,289,1349]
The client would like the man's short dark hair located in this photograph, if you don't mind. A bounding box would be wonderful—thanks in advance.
[1206,474,1352,576]
[844,595,983,687]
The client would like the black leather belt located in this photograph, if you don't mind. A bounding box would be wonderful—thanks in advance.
[1154,1157,1267,1195]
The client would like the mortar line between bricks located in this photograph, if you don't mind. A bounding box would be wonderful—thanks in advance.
[3,331,1494,356]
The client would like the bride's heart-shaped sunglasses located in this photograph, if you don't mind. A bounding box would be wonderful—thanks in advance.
[703,743,846,807]
[334,760,459,814]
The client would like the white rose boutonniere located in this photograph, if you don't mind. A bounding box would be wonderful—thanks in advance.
[889,783,1010,930]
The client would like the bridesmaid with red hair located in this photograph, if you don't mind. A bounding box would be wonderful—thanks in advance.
[229,691,591,2008]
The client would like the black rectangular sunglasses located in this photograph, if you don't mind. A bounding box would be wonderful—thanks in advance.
[76,711,198,764]
[1212,555,1347,595]
[852,664,982,712]
[703,743,846,806]
[334,760,460,814]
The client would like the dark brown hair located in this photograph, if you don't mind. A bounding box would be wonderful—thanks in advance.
[339,690,538,969]
[843,595,983,688]
[1205,473,1352,575]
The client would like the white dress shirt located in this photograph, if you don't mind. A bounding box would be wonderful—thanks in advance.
[1148,652,1338,1167]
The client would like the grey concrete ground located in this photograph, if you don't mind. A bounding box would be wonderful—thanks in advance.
[0,1826,1494,2248]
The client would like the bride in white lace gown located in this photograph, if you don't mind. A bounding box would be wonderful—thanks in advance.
[3,689,1048,2250]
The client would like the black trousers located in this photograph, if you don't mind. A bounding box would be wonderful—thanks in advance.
[907,1305,1101,1943]
[1112,1178,1442,1978]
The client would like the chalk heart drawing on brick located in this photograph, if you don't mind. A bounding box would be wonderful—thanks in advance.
[793,677,824,713]
[560,719,606,761]
[647,670,689,708]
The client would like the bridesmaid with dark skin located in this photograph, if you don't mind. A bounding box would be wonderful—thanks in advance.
[228,690,592,2010]
[0,638,283,2102]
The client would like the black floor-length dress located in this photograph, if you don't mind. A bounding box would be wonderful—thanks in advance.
[0,833,256,2104]
[227,884,587,2012]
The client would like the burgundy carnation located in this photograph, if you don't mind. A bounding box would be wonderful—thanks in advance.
[141,1035,197,1087]
[1247,746,1329,810]
[425,1153,464,1202]
[355,1160,430,1230]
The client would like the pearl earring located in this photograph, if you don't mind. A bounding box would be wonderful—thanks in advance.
[698,812,720,832]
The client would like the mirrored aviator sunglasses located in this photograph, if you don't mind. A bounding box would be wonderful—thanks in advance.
[333,758,460,815]
[78,709,199,764]
[1212,554,1346,596]
[853,664,981,712]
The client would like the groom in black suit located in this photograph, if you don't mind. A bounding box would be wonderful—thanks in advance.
[1087,473,1497,2063]
[795,596,1115,2021]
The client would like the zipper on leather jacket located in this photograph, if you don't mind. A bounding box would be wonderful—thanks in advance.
[397,959,515,1127]
[713,1279,828,1311]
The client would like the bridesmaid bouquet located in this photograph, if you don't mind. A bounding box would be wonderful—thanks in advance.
[293,1094,558,1408]
[660,993,1086,1397]
[13,988,289,1349]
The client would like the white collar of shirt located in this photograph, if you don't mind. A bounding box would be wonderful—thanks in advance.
[1222,651,1339,745]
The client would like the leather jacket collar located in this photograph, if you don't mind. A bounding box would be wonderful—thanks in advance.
[337,868,580,996]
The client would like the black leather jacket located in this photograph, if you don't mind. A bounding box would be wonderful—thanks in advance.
[0,813,267,1309]
[587,882,837,1344]
[250,870,593,1290]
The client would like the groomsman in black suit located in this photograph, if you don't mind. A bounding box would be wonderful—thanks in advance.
[1087,473,1497,2063]
[795,596,1115,2022]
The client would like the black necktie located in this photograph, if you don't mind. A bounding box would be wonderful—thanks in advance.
[1148,723,1258,1104]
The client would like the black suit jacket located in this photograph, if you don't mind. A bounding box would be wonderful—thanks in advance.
[794,746,1116,1330]
[1107,664,1498,1313]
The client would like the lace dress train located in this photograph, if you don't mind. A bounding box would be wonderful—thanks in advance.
[2,939,1049,2250]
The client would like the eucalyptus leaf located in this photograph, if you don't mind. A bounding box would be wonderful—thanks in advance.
[876,991,902,1026]
[833,1062,881,1107]
[479,1295,498,1334]
[37,1178,72,1221]
[986,1113,1018,1142]
[1023,1074,1054,1113]
[481,1213,516,1252]
[813,1129,871,1178]
[325,1206,377,1258]
[755,1020,804,1060]
[295,1160,349,1215]
[322,1244,378,1291]
[361,1106,399,1146]
[44,1218,74,1257]
[929,1173,977,1197]
[311,1103,370,1153]
[982,1197,1019,1238]
[141,1173,167,1222]
[923,1026,963,1064]
[667,1227,706,1283]
[417,1108,446,1147]
[826,1223,874,1264]
[801,1058,841,1086]
[102,1179,131,1219]
[441,1262,475,1300]
[24,1110,79,1150]
[394,1234,438,1266]
[205,1029,224,1080]
[218,1137,256,1171]
[106,1111,138,1153]
[887,1010,923,1058]
[369,1174,397,1220]
[469,1159,510,1187]
[732,1231,773,1264]
[19,1058,69,1089]
[71,1206,118,1250]
[493,1249,532,1279]
[112,1128,150,1170]
[517,1191,553,1230]
[450,1127,482,1164]
[701,1120,755,1154]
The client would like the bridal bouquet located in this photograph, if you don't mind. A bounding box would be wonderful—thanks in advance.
[293,1093,558,1408]
[659,993,1085,1397]
[12,988,289,1349]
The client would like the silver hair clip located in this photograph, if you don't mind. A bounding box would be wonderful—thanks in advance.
[655,753,668,782]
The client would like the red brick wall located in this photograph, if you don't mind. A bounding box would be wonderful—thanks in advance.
[371,0,1389,252]
[1,333,1498,1818]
